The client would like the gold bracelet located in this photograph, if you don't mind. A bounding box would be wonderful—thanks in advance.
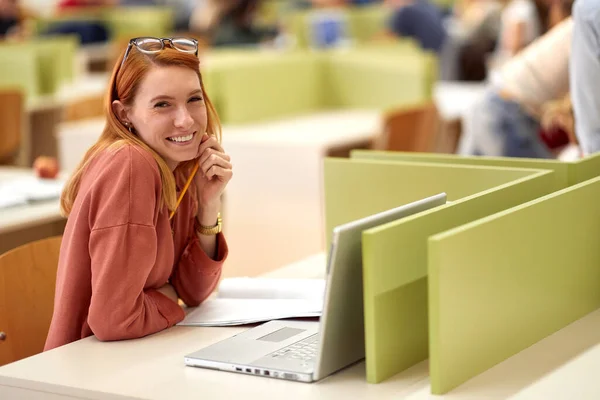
[197,213,222,236]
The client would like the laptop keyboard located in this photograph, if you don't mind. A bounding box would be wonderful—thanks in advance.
[268,334,319,363]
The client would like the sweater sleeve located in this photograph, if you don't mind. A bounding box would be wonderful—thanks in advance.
[170,220,228,307]
[88,224,185,341]
[86,146,184,341]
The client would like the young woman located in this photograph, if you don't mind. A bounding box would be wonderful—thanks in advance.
[45,37,232,350]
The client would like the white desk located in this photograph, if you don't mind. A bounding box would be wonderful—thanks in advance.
[0,168,64,254]
[1,252,599,399]
[0,253,430,400]
[221,110,381,277]
[56,110,382,277]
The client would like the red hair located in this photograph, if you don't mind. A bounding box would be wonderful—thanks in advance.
[61,44,221,216]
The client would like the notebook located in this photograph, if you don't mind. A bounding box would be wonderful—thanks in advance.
[178,278,326,327]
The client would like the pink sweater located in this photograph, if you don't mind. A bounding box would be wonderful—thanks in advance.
[44,144,227,351]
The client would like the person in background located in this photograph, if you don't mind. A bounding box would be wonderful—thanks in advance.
[459,17,572,158]
[164,0,199,31]
[384,0,447,54]
[443,0,502,80]
[44,37,231,350]
[0,0,34,39]
[57,0,116,9]
[489,0,549,69]
[190,0,276,47]
[47,0,116,44]
[569,0,600,155]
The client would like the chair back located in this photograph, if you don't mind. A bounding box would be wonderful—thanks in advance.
[0,90,24,164]
[374,102,440,152]
[0,236,62,366]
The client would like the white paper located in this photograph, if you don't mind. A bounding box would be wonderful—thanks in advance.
[179,298,322,327]
[177,278,326,327]
[216,278,325,301]
[0,177,65,209]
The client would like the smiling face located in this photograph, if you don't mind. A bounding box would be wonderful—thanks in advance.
[114,65,207,170]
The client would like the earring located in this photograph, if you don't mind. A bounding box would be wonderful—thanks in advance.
[124,122,133,134]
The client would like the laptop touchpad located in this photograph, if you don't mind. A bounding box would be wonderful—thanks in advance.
[257,328,305,343]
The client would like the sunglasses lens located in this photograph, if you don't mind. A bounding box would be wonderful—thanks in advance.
[135,37,163,52]
[171,38,197,53]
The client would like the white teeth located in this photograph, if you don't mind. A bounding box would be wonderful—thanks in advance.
[168,133,193,143]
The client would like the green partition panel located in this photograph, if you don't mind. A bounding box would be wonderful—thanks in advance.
[351,150,570,191]
[205,50,322,124]
[428,176,600,394]
[346,5,389,43]
[360,168,556,383]
[33,35,79,93]
[0,46,39,98]
[352,149,600,188]
[569,152,600,184]
[323,158,546,247]
[46,35,79,85]
[2,36,78,96]
[105,7,174,39]
[323,50,436,109]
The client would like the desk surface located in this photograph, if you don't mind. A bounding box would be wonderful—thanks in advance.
[0,168,62,234]
[221,109,381,147]
[1,252,599,399]
[0,253,428,400]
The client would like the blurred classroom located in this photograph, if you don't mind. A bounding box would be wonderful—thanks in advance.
[3,0,600,398]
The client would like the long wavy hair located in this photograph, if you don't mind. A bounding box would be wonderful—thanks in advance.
[60,43,221,216]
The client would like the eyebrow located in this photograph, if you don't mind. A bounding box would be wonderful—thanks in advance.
[149,89,203,103]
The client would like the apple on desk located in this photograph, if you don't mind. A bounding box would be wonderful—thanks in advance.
[33,156,60,179]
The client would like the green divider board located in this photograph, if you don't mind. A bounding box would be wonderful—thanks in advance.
[324,50,436,109]
[202,44,435,123]
[351,150,570,191]
[360,169,555,383]
[205,50,322,124]
[346,5,390,42]
[105,7,174,39]
[1,36,78,96]
[323,158,545,247]
[0,46,39,98]
[428,176,600,394]
[34,35,79,93]
[569,152,600,185]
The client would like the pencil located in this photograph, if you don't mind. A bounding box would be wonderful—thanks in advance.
[169,161,200,220]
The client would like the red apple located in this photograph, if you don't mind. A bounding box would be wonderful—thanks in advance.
[33,156,59,179]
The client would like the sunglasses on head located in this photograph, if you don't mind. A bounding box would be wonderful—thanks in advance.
[120,37,199,68]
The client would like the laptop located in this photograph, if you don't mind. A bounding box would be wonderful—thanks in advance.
[184,193,447,382]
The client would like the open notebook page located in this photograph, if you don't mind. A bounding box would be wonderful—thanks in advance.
[178,278,326,327]
[216,278,326,301]
[179,299,322,327]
